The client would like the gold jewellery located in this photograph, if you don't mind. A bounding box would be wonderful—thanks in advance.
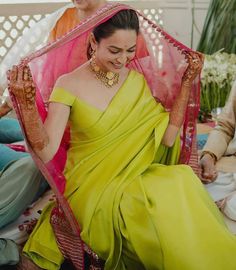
[89,55,119,88]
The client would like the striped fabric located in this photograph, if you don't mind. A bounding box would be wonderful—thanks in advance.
[50,205,105,270]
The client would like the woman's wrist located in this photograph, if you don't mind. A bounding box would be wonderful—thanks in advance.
[169,86,190,128]
[181,79,193,88]
[200,151,217,164]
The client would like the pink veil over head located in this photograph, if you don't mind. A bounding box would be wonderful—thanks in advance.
[8,3,200,268]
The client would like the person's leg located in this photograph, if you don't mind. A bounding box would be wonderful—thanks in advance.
[0,156,48,228]
[0,239,19,266]
[0,144,28,171]
[0,118,23,143]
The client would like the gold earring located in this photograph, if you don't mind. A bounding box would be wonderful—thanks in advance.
[90,53,100,73]
[89,47,95,58]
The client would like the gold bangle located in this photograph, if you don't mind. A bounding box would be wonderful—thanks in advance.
[200,151,217,164]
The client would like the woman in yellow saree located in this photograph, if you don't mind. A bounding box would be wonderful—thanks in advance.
[8,4,236,270]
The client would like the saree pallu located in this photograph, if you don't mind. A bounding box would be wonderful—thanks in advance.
[24,71,236,270]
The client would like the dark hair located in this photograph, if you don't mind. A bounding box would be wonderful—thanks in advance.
[87,9,139,59]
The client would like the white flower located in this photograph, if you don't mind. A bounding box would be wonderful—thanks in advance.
[201,52,236,88]
[200,51,236,113]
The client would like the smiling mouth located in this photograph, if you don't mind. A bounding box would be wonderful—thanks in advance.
[112,63,123,69]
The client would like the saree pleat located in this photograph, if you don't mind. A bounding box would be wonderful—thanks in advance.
[24,70,236,270]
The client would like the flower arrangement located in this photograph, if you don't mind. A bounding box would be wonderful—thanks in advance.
[199,51,236,122]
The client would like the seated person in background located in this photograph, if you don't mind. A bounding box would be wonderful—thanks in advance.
[49,0,107,42]
[0,145,48,228]
[0,144,48,266]
[200,80,236,220]
[0,117,23,143]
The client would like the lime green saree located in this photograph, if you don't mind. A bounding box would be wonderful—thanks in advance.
[24,70,236,270]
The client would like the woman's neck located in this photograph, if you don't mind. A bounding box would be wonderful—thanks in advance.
[77,2,107,21]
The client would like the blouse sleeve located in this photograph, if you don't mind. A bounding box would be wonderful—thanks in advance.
[49,87,76,107]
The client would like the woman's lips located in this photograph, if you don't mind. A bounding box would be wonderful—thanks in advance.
[112,63,123,69]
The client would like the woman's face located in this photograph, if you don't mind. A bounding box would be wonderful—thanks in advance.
[91,29,137,73]
[72,0,104,10]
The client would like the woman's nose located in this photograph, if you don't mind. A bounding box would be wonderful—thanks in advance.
[116,54,128,64]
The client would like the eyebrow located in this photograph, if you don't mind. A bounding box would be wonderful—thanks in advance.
[108,45,136,50]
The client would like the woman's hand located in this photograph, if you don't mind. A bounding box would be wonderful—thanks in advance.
[199,153,218,183]
[182,52,204,86]
[162,52,204,147]
[7,65,36,110]
[7,64,49,152]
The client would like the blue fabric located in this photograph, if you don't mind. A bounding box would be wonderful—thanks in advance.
[0,120,48,265]
[0,239,19,266]
[0,144,28,171]
[0,156,48,228]
[0,118,23,143]
[197,133,208,150]
[0,144,49,228]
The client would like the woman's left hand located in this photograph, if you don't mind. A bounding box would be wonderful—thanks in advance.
[182,51,204,86]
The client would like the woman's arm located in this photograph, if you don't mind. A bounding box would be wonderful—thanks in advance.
[39,102,70,162]
[8,65,70,162]
[162,52,204,147]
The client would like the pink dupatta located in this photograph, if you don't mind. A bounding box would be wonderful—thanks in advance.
[8,3,200,269]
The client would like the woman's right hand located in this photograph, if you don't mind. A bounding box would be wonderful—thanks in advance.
[199,153,218,183]
[7,65,36,110]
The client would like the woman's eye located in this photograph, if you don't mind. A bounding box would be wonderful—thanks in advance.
[109,50,119,54]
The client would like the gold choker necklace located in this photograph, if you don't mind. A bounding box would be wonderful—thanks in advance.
[89,58,119,88]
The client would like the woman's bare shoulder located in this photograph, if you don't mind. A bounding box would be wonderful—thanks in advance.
[54,62,90,95]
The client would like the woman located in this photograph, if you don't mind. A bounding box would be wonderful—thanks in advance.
[49,0,107,42]
[9,4,236,270]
